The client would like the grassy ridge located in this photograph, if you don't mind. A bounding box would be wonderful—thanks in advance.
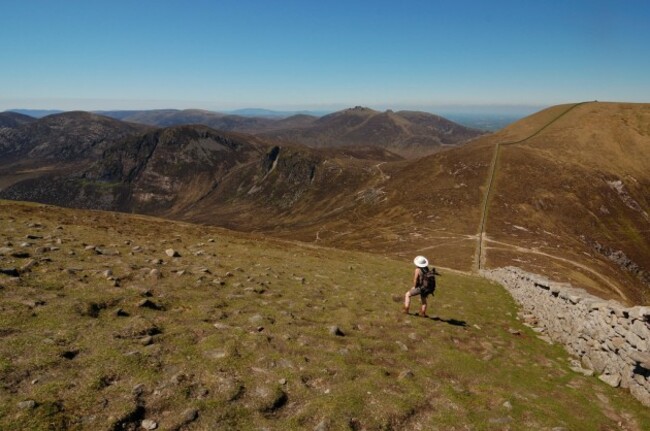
[0,200,649,430]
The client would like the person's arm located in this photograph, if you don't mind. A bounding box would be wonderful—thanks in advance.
[412,268,420,287]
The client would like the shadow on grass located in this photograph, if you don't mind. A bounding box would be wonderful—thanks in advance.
[430,316,467,327]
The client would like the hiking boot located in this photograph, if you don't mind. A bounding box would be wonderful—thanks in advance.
[402,306,409,314]
[419,311,428,318]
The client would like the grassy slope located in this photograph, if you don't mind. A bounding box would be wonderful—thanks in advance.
[1,200,649,430]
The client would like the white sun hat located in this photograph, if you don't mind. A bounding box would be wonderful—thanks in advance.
[413,255,429,268]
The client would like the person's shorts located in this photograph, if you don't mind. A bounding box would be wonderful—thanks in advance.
[407,287,433,300]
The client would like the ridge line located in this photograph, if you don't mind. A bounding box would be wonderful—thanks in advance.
[475,102,589,271]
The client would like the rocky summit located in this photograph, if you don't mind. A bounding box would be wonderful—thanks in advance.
[1,200,650,430]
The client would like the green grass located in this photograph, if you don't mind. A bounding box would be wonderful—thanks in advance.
[1,200,649,430]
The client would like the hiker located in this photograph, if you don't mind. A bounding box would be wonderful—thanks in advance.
[403,255,440,317]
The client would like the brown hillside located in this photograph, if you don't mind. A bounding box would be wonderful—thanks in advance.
[0,103,648,304]
[479,102,650,304]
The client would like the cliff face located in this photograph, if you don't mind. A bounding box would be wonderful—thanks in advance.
[483,267,650,407]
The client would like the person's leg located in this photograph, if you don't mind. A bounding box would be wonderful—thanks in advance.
[404,288,420,313]
[419,295,428,316]
[404,291,412,313]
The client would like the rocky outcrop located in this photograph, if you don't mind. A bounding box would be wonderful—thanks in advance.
[482,266,650,407]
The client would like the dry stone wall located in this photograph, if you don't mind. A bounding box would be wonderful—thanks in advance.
[481,266,650,407]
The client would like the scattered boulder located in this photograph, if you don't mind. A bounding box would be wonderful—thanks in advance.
[17,400,37,410]
[137,299,162,310]
[398,370,414,380]
[252,385,288,413]
[96,247,119,256]
[61,349,79,360]
[165,249,180,258]
[181,408,199,424]
[329,326,345,336]
[598,373,621,388]
[141,419,158,430]
[76,301,106,318]
[115,308,130,317]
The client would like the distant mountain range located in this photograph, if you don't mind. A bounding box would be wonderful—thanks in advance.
[0,102,648,304]
[5,108,524,131]
[260,106,484,158]
[226,108,330,118]
[81,107,485,158]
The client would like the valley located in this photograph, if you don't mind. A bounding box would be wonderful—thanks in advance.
[2,102,647,304]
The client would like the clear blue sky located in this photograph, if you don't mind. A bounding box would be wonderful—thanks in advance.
[1,0,649,113]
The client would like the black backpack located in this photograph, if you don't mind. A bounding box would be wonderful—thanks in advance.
[419,267,437,294]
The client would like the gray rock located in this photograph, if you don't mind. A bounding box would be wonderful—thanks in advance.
[137,299,162,310]
[630,351,650,369]
[252,385,287,412]
[165,248,180,257]
[395,341,408,351]
[329,326,345,336]
[141,419,157,430]
[598,373,621,388]
[398,370,414,380]
[96,247,119,256]
[570,366,594,377]
[17,400,37,410]
[629,382,650,407]
[0,247,14,255]
[182,408,199,423]
[132,383,145,396]
[630,320,648,339]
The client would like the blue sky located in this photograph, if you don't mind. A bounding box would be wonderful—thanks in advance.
[1,0,649,114]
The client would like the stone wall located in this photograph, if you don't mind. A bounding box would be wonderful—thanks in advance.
[481,266,650,407]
